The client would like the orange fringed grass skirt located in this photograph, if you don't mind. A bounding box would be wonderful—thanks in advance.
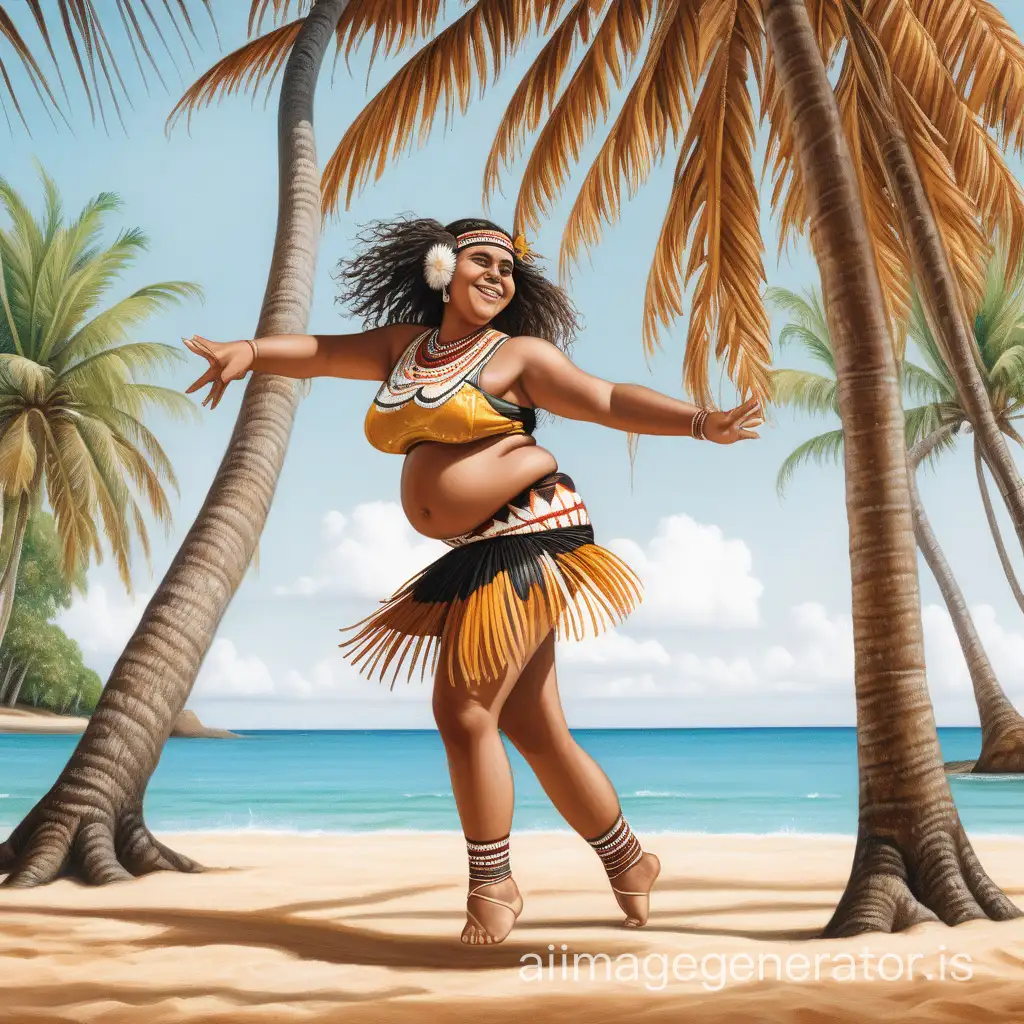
[338,472,643,687]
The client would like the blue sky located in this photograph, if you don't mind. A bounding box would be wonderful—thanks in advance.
[6,1,1024,729]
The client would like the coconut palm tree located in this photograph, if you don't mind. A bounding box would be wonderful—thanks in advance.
[0,0,351,889]
[6,0,1023,934]
[0,169,198,650]
[771,282,1024,773]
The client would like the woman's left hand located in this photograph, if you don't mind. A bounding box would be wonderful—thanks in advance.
[704,398,763,445]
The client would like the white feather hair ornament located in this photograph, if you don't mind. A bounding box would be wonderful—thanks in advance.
[423,243,457,298]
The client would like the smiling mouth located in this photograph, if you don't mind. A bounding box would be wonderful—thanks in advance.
[476,284,502,301]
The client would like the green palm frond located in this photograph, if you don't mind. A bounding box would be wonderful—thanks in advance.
[990,345,1024,405]
[105,383,199,424]
[0,170,197,589]
[977,239,1024,366]
[56,342,185,390]
[903,403,945,448]
[75,404,179,493]
[899,359,955,406]
[906,291,960,397]
[903,404,962,471]
[58,283,202,365]
[776,429,845,498]
[770,367,839,416]
[767,285,836,373]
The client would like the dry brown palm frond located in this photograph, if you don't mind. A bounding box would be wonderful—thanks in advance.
[165,18,303,133]
[863,0,1024,297]
[247,0,310,38]
[646,0,770,408]
[482,0,604,204]
[329,0,444,78]
[322,0,541,217]
[0,4,63,131]
[761,0,844,256]
[2,0,217,130]
[912,0,1024,154]
[557,0,703,282]
[512,0,657,235]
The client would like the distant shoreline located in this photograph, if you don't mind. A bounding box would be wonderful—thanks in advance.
[0,707,238,739]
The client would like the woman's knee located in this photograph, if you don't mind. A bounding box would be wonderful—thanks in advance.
[432,688,497,745]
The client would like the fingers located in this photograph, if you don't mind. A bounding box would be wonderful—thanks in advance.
[726,397,762,424]
[185,367,217,394]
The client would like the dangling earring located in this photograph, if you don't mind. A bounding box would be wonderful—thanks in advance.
[424,243,456,305]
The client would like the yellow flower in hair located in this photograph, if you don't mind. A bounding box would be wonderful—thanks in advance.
[513,232,538,265]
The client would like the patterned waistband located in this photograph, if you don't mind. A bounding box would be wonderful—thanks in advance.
[444,472,591,549]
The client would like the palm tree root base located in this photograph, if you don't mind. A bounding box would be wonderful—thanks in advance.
[824,828,1020,937]
[0,806,203,887]
[974,727,1024,774]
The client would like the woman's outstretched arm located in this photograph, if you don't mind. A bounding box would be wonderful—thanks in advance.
[511,337,762,443]
[183,324,422,409]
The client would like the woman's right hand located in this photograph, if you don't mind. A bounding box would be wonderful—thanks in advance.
[183,335,255,409]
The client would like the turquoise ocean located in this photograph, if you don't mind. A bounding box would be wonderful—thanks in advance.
[1,728,1022,836]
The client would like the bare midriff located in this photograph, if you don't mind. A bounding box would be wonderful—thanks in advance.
[401,433,558,540]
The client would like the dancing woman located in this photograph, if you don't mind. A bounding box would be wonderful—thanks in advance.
[184,217,761,945]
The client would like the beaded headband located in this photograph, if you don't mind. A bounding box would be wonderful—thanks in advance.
[423,227,538,301]
[456,229,514,256]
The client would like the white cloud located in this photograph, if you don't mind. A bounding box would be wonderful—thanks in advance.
[194,639,275,698]
[608,515,763,628]
[922,602,1024,696]
[56,584,151,655]
[559,630,671,668]
[275,502,446,600]
[284,654,429,702]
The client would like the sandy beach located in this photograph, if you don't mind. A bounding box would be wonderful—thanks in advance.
[0,707,89,734]
[2,833,1024,1022]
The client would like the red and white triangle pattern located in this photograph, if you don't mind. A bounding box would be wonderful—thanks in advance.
[445,475,591,549]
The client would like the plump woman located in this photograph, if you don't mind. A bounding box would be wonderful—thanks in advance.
[184,217,761,946]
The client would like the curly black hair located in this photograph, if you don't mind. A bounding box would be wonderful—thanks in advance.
[334,215,580,352]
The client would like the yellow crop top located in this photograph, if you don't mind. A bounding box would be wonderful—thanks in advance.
[364,327,536,455]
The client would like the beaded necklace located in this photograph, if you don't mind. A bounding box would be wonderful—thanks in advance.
[373,325,506,410]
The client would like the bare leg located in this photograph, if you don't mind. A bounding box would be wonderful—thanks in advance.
[498,632,661,926]
[432,628,550,945]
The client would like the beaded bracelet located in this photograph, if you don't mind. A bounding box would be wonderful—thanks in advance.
[691,409,709,440]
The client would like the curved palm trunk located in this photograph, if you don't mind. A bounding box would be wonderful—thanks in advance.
[764,0,1018,937]
[974,435,1024,616]
[7,660,29,708]
[0,658,14,704]
[0,0,349,887]
[909,430,1024,772]
[0,492,32,649]
[846,10,1024,581]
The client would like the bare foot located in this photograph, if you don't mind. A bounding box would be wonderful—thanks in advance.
[609,852,661,927]
[462,876,523,945]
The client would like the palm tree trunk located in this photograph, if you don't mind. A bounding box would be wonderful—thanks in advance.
[974,435,1024,616]
[0,493,32,649]
[764,0,1018,936]
[0,658,14,705]
[909,429,1024,772]
[7,661,30,709]
[0,0,350,887]
[845,7,1024,581]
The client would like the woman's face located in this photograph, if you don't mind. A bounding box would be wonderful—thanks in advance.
[449,244,516,325]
